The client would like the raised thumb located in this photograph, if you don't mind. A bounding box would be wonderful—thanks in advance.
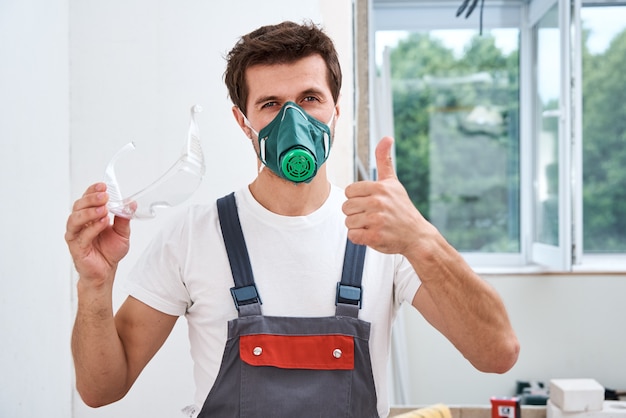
[375,136,396,181]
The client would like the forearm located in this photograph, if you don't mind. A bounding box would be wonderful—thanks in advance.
[71,277,130,407]
[409,231,519,373]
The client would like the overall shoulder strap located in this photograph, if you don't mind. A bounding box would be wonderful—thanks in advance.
[335,240,367,318]
[216,192,261,317]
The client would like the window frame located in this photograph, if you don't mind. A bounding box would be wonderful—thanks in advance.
[368,0,626,273]
[572,0,626,273]
[528,0,574,271]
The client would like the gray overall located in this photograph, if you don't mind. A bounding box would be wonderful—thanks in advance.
[197,192,379,418]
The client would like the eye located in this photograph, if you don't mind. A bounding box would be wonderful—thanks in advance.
[261,101,279,109]
[302,96,319,103]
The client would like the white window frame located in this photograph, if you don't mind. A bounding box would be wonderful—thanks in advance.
[572,0,626,273]
[369,0,626,273]
[527,0,574,271]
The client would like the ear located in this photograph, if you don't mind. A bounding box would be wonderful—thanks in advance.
[333,94,341,121]
[232,106,253,138]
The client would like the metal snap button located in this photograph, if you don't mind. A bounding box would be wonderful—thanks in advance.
[253,346,262,356]
[333,349,342,359]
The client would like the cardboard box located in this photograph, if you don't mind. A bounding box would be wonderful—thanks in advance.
[547,400,626,418]
[550,379,605,412]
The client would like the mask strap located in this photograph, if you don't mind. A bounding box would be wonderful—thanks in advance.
[239,109,260,138]
[239,109,268,167]
[326,109,336,126]
[323,110,336,159]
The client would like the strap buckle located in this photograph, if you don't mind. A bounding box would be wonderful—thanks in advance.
[230,284,262,310]
[335,283,362,308]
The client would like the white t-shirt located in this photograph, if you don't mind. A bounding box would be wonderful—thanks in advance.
[123,185,421,417]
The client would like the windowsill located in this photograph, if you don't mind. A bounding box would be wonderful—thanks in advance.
[474,264,551,276]
[473,263,626,276]
[473,264,626,277]
[572,261,626,275]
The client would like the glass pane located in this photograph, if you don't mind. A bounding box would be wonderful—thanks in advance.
[534,4,560,246]
[581,6,626,253]
[377,29,520,252]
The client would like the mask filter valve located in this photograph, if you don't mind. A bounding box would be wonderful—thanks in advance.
[281,148,316,182]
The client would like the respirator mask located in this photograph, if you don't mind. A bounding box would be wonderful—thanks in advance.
[244,102,335,183]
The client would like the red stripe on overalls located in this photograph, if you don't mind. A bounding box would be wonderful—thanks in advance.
[240,334,355,370]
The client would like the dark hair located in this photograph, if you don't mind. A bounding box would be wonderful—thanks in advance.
[224,20,342,115]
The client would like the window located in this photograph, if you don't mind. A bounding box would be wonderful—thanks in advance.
[528,0,572,270]
[370,0,626,272]
[533,3,560,248]
[579,4,626,256]
[376,29,521,256]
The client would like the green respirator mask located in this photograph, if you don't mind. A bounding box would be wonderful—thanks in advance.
[245,102,334,183]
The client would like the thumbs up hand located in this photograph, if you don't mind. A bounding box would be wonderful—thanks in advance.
[343,136,432,255]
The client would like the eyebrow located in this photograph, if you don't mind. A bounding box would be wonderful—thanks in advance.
[253,95,279,106]
[253,88,328,107]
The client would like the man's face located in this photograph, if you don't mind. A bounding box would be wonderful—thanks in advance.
[240,54,339,143]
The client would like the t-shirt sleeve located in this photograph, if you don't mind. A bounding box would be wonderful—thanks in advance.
[120,218,192,317]
[394,255,421,307]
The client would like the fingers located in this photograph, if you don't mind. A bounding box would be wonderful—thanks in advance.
[74,182,107,211]
[342,192,380,218]
[111,214,131,240]
[345,211,387,249]
[342,191,388,248]
[343,193,384,220]
[65,183,110,247]
[81,181,106,197]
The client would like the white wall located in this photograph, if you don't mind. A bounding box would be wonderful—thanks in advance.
[0,0,72,417]
[400,274,626,405]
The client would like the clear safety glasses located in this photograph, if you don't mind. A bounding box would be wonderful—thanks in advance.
[104,105,205,219]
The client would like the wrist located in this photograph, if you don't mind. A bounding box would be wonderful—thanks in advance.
[76,273,115,305]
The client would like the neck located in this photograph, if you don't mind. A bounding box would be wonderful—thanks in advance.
[248,166,331,216]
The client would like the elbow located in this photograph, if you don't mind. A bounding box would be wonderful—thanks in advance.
[80,397,110,409]
[76,382,126,409]
[500,335,521,373]
[77,391,109,409]
[477,336,520,374]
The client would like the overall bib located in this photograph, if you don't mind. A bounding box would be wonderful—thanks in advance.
[197,192,379,418]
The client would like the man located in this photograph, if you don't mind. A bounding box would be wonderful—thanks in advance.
[66,21,519,417]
